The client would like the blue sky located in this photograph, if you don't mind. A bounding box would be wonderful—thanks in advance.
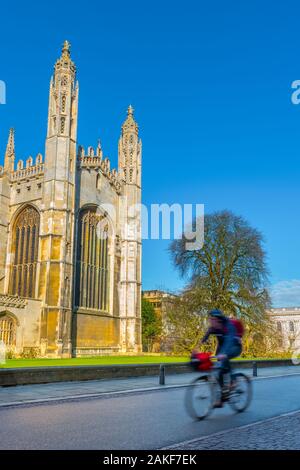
[0,0,300,306]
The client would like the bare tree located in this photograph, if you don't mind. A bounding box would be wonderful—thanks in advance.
[166,211,275,354]
[170,210,270,323]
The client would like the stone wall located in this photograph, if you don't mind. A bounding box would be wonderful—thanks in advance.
[0,297,42,354]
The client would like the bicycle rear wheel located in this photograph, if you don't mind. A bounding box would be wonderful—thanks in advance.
[185,375,216,420]
[228,372,252,412]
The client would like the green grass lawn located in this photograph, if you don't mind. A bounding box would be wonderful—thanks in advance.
[0,354,289,369]
[0,355,189,369]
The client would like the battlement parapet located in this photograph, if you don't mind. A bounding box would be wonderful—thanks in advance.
[78,144,123,193]
[11,163,44,182]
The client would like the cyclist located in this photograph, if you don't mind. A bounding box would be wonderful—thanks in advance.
[200,309,243,407]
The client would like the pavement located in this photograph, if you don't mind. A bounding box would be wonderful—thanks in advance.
[0,364,299,407]
[163,410,300,450]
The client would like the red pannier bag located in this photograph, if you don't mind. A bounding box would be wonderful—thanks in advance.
[190,352,213,371]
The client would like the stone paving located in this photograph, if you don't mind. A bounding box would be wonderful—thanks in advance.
[0,364,299,407]
[168,411,300,450]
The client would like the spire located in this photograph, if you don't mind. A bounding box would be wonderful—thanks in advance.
[97,139,103,157]
[53,39,76,85]
[118,106,141,186]
[62,40,71,58]
[128,104,134,115]
[4,128,15,171]
[47,41,78,139]
[121,104,138,135]
[6,128,14,155]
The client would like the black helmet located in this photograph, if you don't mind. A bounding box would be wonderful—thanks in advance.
[209,309,225,319]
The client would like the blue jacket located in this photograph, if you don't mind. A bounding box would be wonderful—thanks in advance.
[201,317,241,355]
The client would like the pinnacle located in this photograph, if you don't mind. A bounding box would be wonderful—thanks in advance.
[62,40,71,55]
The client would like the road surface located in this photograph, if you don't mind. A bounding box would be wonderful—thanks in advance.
[0,374,300,449]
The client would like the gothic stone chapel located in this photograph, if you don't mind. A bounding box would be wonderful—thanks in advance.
[0,41,142,357]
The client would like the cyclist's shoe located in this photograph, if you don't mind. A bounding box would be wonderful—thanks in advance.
[221,389,230,402]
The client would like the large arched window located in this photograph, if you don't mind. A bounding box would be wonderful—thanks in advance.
[0,314,17,347]
[9,206,40,298]
[75,208,109,311]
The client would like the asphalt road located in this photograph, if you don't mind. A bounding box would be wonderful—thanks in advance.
[1,374,300,449]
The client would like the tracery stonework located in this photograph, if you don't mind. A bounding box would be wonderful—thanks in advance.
[9,206,40,298]
[0,42,142,357]
[75,208,109,312]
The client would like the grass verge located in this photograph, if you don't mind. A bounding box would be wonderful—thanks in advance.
[0,356,189,368]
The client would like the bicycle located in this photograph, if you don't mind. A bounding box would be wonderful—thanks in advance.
[185,352,252,420]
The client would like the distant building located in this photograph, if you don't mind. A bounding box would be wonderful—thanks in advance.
[269,307,300,351]
[142,290,177,318]
[142,290,177,351]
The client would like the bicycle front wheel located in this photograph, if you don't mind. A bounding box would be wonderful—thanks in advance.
[185,376,216,420]
[229,372,252,412]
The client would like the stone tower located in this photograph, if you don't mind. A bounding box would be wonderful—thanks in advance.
[0,129,15,291]
[39,41,79,356]
[118,106,142,352]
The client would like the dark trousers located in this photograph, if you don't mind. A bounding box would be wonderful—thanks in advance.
[218,343,242,388]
